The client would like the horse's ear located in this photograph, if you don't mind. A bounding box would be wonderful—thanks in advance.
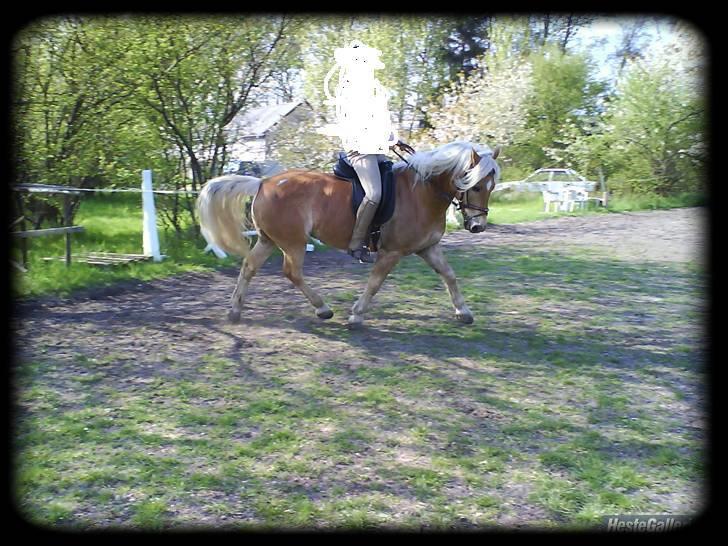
[492,145,502,160]
[470,149,482,167]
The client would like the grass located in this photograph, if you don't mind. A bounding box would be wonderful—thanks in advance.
[12,193,240,298]
[13,232,707,530]
[13,190,702,299]
[12,189,706,530]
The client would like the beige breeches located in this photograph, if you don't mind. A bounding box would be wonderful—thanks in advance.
[349,153,384,205]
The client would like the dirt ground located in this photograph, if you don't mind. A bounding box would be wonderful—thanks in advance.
[11,207,709,528]
[13,207,707,365]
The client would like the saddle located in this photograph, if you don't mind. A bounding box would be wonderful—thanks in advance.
[332,152,396,251]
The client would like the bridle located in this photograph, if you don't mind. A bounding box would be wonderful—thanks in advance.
[447,169,496,224]
[395,140,492,225]
[455,190,490,221]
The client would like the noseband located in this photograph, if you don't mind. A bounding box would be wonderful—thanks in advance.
[455,194,490,220]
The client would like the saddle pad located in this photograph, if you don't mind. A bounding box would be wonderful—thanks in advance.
[332,152,396,227]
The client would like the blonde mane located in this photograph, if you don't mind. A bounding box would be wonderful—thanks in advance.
[394,141,500,190]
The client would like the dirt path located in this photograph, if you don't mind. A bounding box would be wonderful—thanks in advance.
[12,207,708,528]
[13,208,707,366]
[447,207,707,264]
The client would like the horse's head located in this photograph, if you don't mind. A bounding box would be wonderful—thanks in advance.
[456,145,501,233]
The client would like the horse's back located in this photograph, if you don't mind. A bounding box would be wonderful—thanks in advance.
[253,169,355,250]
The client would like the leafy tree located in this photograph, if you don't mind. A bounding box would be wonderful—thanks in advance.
[420,51,533,156]
[115,15,300,231]
[13,17,133,184]
[300,16,452,141]
[13,15,301,231]
[122,16,298,186]
[528,14,595,52]
[546,19,706,196]
[441,16,493,80]
[12,16,137,221]
[516,45,604,171]
[604,63,705,194]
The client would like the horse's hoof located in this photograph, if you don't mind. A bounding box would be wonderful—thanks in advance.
[316,306,334,320]
[347,315,365,329]
[228,310,241,324]
[455,312,474,324]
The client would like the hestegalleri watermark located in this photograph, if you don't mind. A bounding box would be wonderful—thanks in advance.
[603,515,692,532]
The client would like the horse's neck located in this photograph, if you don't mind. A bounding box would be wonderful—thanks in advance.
[397,169,454,220]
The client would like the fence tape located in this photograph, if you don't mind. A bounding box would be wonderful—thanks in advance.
[13,185,199,195]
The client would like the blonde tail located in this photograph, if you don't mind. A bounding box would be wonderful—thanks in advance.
[197,175,263,257]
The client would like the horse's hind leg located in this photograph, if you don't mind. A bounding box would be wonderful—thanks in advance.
[229,234,276,323]
[281,245,333,320]
[416,243,473,324]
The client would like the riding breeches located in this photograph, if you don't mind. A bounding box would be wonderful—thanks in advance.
[349,153,383,205]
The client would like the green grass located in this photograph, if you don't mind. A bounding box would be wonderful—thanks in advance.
[12,193,240,298]
[489,190,576,224]
[13,193,706,530]
[487,189,703,225]
[14,190,703,299]
[606,191,705,212]
[131,499,168,529]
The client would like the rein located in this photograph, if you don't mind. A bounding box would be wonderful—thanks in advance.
[391,147,409,165]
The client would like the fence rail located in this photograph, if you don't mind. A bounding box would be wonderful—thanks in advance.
[12,226,85,239]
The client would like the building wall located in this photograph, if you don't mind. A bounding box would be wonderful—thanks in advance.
[229,138,267,162]
[264,103,317,157]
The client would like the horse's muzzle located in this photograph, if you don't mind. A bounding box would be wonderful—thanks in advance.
[465,218,487,233]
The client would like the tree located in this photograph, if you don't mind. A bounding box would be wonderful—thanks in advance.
[517,45,604,171]
[548,19,707,196]
[609,17,650,76]
[12,16,137,221]
[604,64,705,195]
[13,15,302,231]
[123,16,298,186]
[421,52,533,154]
[113,16,301,231]
[529,14,595,52]
[441,17,493,80]
[300,16,454,142]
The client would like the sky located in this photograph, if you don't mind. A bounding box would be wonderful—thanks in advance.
[571,16,686,82]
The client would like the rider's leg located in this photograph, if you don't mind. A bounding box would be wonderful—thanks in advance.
[348,153,382,263]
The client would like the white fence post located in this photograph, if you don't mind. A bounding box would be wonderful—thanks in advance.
[141,170,162,262]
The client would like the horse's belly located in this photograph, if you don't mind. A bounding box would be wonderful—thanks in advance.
[380,217,445,255]
[254,174,355,251]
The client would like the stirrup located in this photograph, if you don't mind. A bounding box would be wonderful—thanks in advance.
[348,246,375,263]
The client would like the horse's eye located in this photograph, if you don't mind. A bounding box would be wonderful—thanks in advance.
[471,185,482,193]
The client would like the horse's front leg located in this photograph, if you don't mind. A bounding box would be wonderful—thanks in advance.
[416,243,473,324]
[348,249,402,328]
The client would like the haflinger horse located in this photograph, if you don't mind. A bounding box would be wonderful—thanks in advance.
[197,140,501,328]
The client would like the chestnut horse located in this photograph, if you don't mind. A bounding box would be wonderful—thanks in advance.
[197,140,501,328]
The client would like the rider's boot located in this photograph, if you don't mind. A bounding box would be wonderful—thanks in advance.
[348,197,378,263]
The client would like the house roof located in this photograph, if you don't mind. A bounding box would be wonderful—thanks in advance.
[232,99,306,138]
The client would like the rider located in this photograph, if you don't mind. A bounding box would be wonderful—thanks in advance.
[319,40,410,263]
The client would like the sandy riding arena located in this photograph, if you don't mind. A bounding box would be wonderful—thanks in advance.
[13,208,708,529]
